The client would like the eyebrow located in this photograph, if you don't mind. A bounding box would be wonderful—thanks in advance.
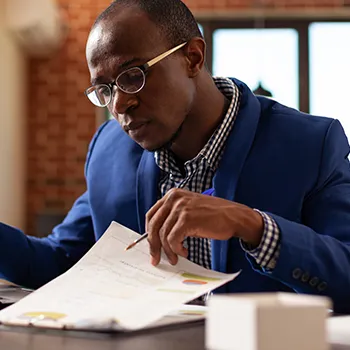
[90,57,146,85]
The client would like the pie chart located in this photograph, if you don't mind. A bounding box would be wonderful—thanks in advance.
[182,279,207,286]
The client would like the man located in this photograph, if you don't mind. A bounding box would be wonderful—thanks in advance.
[1,0,350,313]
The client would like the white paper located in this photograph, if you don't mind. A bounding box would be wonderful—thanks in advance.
[0,222,238,331]
[142,304,207,330]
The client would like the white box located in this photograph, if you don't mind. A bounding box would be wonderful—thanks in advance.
[206,292,331,350]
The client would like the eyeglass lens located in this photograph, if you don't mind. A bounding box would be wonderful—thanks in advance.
[117,67,145,93]
[86,67,146,107]
[94,85,111,106]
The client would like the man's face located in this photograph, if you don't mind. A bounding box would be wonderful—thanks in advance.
[86,8,196,151]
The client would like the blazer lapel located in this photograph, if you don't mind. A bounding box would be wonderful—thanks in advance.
[211,81,261,278]
[136,151,160,234]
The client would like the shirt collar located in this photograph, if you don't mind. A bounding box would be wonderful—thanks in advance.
[154,77,241,173]
[198,77,240,169]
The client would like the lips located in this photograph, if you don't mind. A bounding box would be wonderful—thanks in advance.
[125,121,147,131]
[123,120,151,140]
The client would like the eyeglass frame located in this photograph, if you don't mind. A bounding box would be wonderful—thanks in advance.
[85,41,188,107]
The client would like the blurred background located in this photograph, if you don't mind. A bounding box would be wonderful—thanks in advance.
[1,0,349,237]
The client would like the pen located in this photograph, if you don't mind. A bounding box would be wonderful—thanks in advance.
[125,232,148,251]
[124,188,215,251]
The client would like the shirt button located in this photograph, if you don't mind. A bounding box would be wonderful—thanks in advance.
[309,277,320,287]
[301,272,310,283]
[292,268,302,280]
[317,281,328,292]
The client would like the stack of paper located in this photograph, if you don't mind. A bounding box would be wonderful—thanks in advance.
[0,222,238,332]
[0,279,32,310]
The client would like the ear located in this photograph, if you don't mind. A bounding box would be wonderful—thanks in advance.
[184,37,206,78]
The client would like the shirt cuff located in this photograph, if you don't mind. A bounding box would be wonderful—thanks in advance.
[240,210,281,271]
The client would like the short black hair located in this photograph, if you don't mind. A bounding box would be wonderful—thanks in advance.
[93,0,203,47]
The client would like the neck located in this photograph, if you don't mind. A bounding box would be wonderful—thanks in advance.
[170,75,230,161]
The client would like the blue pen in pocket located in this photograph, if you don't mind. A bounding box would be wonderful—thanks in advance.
[202,188,215,196]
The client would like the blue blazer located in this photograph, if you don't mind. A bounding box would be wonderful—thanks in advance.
[1,79,350,313]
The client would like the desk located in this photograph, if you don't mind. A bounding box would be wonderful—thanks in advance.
[0,322,349,350]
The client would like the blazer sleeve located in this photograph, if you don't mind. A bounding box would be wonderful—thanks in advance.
[247,119,350,313]
[0,121,110,289]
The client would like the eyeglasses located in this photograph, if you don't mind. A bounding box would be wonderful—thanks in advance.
[85,42,187,108]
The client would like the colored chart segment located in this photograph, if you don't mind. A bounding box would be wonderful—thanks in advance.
[182,279,207,286]
[21,311,66,321]
[179,309,206,316]
[181,273,221,282]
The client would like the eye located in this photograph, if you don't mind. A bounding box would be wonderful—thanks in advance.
[96,85,110,96]
[117,67,145,93]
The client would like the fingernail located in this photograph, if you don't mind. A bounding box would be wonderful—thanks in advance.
[170,257,177,265]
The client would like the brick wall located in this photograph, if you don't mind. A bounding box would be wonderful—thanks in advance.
[26,0,109,235]
[26,0,347,236]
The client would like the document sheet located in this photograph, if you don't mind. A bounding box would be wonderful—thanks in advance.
[0,222,238,331]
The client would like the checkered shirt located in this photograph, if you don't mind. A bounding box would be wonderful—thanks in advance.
[154,77,280,271]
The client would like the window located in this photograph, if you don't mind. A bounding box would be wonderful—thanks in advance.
[309,22,350,137]
[213,28,299,109]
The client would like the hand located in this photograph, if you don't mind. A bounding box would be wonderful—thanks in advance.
[146,188,264,266]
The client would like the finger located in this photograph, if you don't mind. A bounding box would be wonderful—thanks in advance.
[145,199,166,266]
[146,188,183,229]
[159,213,179,265]
[167,221,188,258]
[146,198,165,230]
[148,235,161,266]
[147,202,172,266]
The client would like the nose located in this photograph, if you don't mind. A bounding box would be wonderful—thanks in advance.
[110,87,138,116]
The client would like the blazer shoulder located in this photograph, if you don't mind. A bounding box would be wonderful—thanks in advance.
[259,98,336,136]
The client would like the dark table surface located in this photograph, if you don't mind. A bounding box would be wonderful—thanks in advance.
[0,321,349,350]
[0,285,348,350]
